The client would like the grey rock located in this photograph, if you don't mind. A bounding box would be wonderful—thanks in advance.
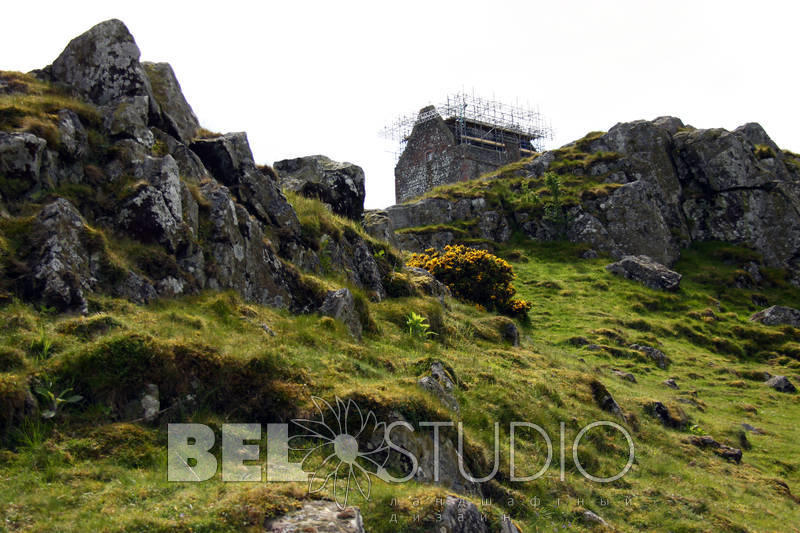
[405,266,452,300]
[56,109,88,159]
[46,19,159,117]
[663,378,679,389]
[143,62,199,144]
[750,305,800,327]
[199,180,311,311]
[418,362,459,412]
[583,510,608,526]
[274,155,366,220]
[320,288,362,340]
[439,496,489,533]
[101,95,153,147]
[191,133,300,235]
[140,383,160,422]
[741,423,765,435]
[765,375,797,393]
[362,209,397,246]
[613,370,637,383]
[645,401,687,429]
[581,248,599,259]
[0,132,48,199]
[630,343,672,369]
[318,232,386,300]
[260,323,276,337]
[113,270,157,304]
[606,255,682,291]
[689,435,742,464]
[589,380,624,418]
[116,155,184,252]
[26,199,94,313]
[265,501,365,532]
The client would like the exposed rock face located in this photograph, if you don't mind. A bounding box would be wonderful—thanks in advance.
[750,305,800,327]
[191,133,300,236]
[45,19,158,116]
[589,380,623,418]
[418,362,459,412]
[0,133,48,198]
[320,288,362,339]
[645,401,688,429]
[116,155,185,252]
[362,209,397,247]
[25,199,94,313]
[56,109,88,159]
[274,155,366,220]
[765,375,797,393]
[606,256,682,291]
[629,343,671,369]
[199,180,312,311]
[143,62,199,144]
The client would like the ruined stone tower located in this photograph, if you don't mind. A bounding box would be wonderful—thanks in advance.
[387,94,550,203]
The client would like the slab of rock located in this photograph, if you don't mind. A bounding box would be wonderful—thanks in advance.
[418,361,459,411]
[405,266,451,301]
[143,62,199,144]
[275,155,366,220]
[265,501,365,532]
[583,510,608,526]
[192,132,300,235]
[689,435,743,464]
[606,255,682,291]
[101,95,153,147]
[320,288,362,340]
[362,209,397,246]
[56,109,88,160]
[765,375,797,393]
[630,343,671,369]
[663,378,679,389]
[750,306,800,327]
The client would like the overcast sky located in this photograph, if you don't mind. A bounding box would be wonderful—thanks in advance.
[4,1,799,208]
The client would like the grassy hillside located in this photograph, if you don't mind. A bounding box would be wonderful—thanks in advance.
[1,212,799,531]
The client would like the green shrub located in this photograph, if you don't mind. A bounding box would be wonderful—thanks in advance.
[407,245,531,316]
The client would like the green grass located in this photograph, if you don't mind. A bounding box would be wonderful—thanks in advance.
[0,238,798,531]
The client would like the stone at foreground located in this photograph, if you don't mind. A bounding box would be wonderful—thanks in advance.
[265,501,365,532]
[606,255,682,291]
[320,288,362,340]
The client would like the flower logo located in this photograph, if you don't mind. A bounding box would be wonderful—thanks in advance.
[290,397,389,509]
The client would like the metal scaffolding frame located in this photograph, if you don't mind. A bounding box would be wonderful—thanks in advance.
[380,91,553,160]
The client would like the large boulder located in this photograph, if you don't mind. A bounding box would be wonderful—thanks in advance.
[191,133,300,236]
[750,305,800,327]
[274,155,366,220]
[44,19,158,117]
[143,62,200,144]
[606,255,682,291]
[765,375,797,393]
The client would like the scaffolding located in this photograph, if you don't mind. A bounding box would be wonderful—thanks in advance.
[380,91,553,160]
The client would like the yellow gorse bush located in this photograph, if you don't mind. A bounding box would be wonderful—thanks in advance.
[407,245,532,316]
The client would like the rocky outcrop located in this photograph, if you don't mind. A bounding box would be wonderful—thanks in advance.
[143,62,199,144]
[191,133,300,236]
[606,256,682,291]
[418,362,459,412]
[688,435,743,464]
[0,133,49,198]
[44,19,157,112]
[629,343,672,369]
[750,306,800,327]
[439,496,489,533]
[274,155,366,220]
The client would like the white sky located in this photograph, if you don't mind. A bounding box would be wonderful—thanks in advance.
[4,1,799,209]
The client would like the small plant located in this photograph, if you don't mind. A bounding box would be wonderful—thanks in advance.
[373,249,385,260]
[30,327,54,361]
[34,376,83,419]
[543,171,567,233]
[688,424,707,436]
[406,312,436,340]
